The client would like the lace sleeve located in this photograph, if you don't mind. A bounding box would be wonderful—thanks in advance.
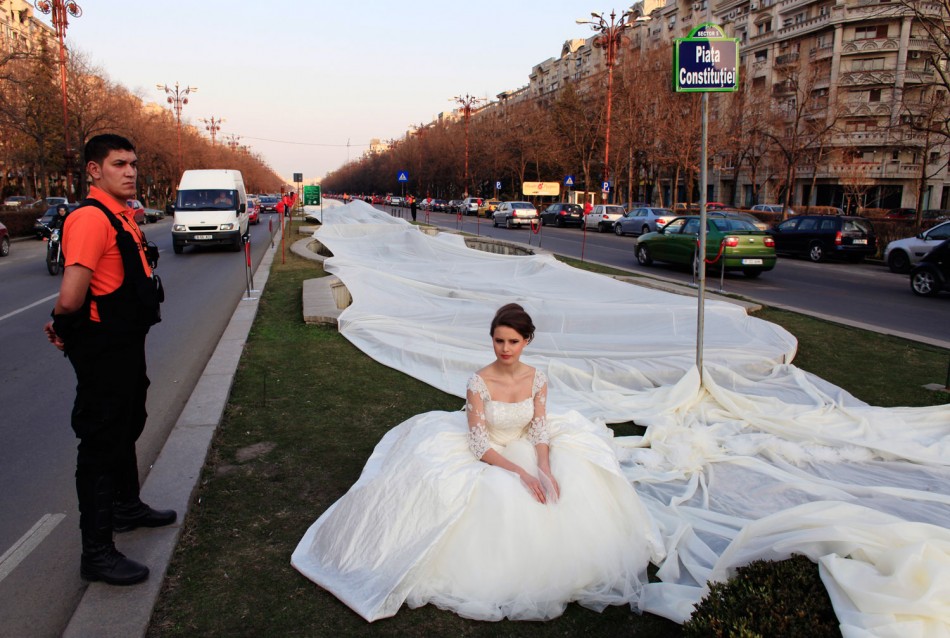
[465,374,491,459]
[527,369,550,446]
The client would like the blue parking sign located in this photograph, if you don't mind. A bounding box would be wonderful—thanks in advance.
[602,181,610,192]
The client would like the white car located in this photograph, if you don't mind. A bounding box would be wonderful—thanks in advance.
[584,204,626,233]
[751,204,796,216]
[492,201,538,228]
[884,220,950,273]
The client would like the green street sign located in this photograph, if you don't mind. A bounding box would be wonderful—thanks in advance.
[304,185,321,206]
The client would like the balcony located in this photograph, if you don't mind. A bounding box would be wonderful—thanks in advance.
[840,37,899,56]
[775,51,800,66]
[778,0,811,10]
[839,70,895,87]
[817,162,922,179]
[808,42,834,61]
[777,12,830,38]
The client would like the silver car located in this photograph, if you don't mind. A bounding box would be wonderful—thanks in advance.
[884,220,950,273]
[492,201,538,228]
[584,204,626,233]
[614,207,676,236]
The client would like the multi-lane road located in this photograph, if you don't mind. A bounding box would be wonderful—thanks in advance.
[393,207,949,346]
[0,214,279,637]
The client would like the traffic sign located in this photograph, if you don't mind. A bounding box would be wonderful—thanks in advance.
[564,176,575,186]
[303,185,321,205]
[496,181,502,190]
[397,171,409,182]
[675,24,739,93]
[602,181,610,192]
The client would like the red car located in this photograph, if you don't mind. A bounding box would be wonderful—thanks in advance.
[0,221,9,257]
[125,199,146,225]
[247,198,259,224]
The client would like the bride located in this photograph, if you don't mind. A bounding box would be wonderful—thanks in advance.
[292,303,662,622]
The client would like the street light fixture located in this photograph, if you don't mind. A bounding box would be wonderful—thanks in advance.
[200,116,225,146]
[224,134,241,151]
[33,0,82,197]
[576,9,637,204]
[451,94,485,198]
[156,82,197,178]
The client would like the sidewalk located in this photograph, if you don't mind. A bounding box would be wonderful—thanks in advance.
[62,223,284,638]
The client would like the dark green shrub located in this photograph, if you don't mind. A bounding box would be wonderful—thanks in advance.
[682,554,840,638]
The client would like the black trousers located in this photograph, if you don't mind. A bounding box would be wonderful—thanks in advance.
[66,325,150,518]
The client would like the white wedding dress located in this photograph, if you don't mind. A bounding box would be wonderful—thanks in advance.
[292,369,662,622]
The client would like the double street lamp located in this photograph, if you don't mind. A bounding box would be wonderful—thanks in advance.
[452,94,485,198]
[156,82,197,177]
[200,116,225,146]
[577,10,639,204]
[33,0,82,197]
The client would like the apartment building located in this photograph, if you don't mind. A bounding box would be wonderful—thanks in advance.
[0,0,54,55]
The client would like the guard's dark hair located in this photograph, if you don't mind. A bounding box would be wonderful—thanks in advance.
[84,134,135,166]
[490,303,535,342]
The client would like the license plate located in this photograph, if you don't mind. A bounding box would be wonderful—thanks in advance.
[194,234,213,240]
[741,258,763,265]
[853,238,867,245]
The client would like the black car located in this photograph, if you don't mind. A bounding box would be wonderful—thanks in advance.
[769,215,876,263]
[539,203,583,227]
[909,239,950,297]
[259,195,280,213]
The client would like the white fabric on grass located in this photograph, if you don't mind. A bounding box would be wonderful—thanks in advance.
[295,200,950,635]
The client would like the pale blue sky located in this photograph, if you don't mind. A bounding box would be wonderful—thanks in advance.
[62,1,607,183]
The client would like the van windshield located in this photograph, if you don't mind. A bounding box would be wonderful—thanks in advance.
[177,189,239,211]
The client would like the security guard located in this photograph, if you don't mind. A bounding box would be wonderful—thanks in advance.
[44,134,172,586]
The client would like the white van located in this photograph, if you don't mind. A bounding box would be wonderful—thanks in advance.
[171,169,248,253]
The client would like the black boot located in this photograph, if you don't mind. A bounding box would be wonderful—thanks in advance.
[113,499,177,533]
[78,473,149,585]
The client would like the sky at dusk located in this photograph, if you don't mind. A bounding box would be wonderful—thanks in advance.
[59,1,609,184]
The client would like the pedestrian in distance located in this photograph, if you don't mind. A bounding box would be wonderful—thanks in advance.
[283,191,296,217]
[410,195,417,222]
[44,133,172,587]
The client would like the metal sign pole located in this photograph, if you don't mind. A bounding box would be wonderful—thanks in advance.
[697,92,708,373]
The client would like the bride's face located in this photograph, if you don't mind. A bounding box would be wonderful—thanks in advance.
[492,325,528,366]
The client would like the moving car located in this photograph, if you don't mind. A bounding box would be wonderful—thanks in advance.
[258,195,280,213]
[539,203,583,227]
[769,215,876,262]
[144,206,165,223]
[584,204,626,233]
[614,207,675,236]
[635,215,776,278]
[3,195,35,208]
[170,169,249,254]
[883,220,950,273]
[477,199,500,217]
[247,197,259,224]
[492,201,538,228]
[0,221,9,257]
[909,239,950,297]
[126,199,147,225]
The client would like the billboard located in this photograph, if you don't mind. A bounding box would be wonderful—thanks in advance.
[522,182,560,196]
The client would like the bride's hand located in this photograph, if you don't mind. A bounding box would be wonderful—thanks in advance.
[539,467,560,503]
[519,472,546,504]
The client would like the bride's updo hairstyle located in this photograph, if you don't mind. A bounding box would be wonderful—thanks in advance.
[490,303,535,342]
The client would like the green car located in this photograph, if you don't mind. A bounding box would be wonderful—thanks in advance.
[635,215,776,278]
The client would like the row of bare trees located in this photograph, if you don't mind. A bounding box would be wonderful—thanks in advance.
[325,3,950,222]
[0,42,284,205]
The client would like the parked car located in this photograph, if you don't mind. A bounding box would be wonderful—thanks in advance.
[0,221,9,257]
[477,199,500,217]
[709,210,770,232]
[539,203,583,227]
[909,239,950,297]
[751,203,796,216]
[584,204,626,233]
[635,216,776,278]
[144,206,165,223]
[259,195,280,213]
[769,215,876,263]
[922,209,950,221]
[34,203,79,239]
[31,196,68,211]
[430,199,448,212]
[883,220,950,273]
[3,195,35,208]
[614,207,675,236]
[884,207,917,220]
[391,196,405,207]
[125,199,146,225]
[462,197,482,215]
[447,199,463,213]
[492,201,538,228]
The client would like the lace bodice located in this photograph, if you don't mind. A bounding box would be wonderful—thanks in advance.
[465,369,549,459]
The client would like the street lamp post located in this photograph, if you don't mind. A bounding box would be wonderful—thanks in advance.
[156,82,197,178]
[452,94,485,198]
[225,134,241,151]
[577,10,636,204]
[34,0,82,197]
[200,116,225,146]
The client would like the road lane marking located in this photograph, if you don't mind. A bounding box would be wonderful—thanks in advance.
[0,513,66,583]
[0,293,58,324]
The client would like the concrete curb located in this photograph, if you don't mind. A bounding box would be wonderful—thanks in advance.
[62,224,283,638]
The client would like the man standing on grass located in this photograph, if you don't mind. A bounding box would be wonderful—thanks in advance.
[44,133,174,586]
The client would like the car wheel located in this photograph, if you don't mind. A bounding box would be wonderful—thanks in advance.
[0,236,9,257]
[636,244,652,266]
[555,217,564,228]
[614,223,624,236]
[910,267,941,297]
[173,241,184,255]
[540,217,546,226]
[642,225,650,236]
[598,222,607,233]
[506,216,514,229]
[743,269,763,278]
[887,250,910,273]
[808,242,825,263]
[493,217,499,228]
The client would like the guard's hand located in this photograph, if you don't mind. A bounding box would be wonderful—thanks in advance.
[44,320,64,351]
